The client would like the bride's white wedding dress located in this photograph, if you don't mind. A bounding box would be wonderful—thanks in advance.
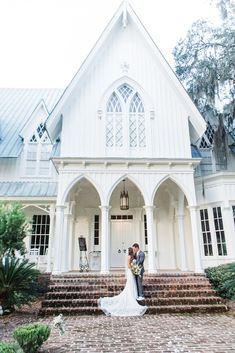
[98,268,148,316]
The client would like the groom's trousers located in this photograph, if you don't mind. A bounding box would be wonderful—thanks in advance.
[136,274,144,297]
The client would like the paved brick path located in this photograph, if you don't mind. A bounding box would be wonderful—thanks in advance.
[1,312,235,353]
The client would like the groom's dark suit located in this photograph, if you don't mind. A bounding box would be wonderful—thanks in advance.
[135,250,145,298]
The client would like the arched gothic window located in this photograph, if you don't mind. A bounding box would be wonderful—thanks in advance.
[105,84,146,148]
[26,123,52,176]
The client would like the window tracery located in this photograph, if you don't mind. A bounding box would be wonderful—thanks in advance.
[105,84,146,148]
[26,123,52,176]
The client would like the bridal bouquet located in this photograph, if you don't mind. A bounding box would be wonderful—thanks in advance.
[131,260,141,277]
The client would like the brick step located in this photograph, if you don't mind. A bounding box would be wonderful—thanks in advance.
[39,303,227,316]
[45,288,218,300]
[40,273,227,316]
[51,272,205,278]
[147,304,228,314]
[50,275,208,284]
[41,296,223,308]
[48,283,212,292]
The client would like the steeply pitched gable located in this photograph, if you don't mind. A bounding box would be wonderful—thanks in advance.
[0,88,63,158]
[46,1,206,143]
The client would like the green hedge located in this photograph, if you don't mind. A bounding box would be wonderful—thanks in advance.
[0,342,20,353]
[205,262,235,299]
[13,323,50,353]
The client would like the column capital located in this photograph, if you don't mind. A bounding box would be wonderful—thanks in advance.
[56,204,66,210]
[49,204,56,214]
[187,205,198,212]
[99,205,111,211]
[222,201,231,210]
[176,213,185,219]
[143,205,156,211]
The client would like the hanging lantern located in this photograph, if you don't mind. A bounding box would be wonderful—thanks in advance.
[120,179,129,210]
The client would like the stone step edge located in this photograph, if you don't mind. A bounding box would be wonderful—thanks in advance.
[50,273,206,278]
[41,297,224,307]
[49,282,211,289]
[45,289,217,297]
[39,303,228,316]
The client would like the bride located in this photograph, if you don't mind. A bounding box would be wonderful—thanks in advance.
[98,247,148,316]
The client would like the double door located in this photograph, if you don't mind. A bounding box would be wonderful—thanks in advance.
[110,219,135,268]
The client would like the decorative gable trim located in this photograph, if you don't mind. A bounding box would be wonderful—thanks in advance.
[19,100,50,141]
[46,0,206,142]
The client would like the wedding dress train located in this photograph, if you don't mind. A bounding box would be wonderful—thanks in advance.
[98,269,148,316]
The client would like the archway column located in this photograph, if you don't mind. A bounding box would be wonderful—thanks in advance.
[188,206,203,273]
[46,204,56,273]
[52,205,65,274]
[60,210,72,273]
[176,214,188,271]
[144,205,157,273]
[99,205,111,274]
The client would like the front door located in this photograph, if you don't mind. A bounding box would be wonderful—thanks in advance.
[110,218,135,268]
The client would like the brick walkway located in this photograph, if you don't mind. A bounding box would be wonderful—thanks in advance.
[1,312,235,353]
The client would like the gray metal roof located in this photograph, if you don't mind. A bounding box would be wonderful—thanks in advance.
[0,88,63,157]
[0,182,57,197]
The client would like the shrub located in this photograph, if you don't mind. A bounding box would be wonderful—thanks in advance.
[205,262,235,299]
[0,203,28,258]
[13,323,50,353]
[0,341,20,353]
[0,256,41,312]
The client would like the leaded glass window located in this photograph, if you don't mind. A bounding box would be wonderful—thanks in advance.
[106,93,123,147]
[199,122,215,148]
[118,84,133,102]
[105,84,146,149]
[26,123,52,176]
[106,92,122,113]
[129,93,145,147]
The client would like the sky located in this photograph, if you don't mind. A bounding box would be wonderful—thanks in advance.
[0,0,219,88]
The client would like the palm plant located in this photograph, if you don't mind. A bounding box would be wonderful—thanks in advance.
[0,256,41,312]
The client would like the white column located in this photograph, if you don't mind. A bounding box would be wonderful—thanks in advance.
[67,215,75,271]
[52,205,65,274]
[144,205,157,273]
[99,205,111,274]
[176,214,188,271]
[61,211,70,272]
[46,205,56,273]
[189,206,203,273]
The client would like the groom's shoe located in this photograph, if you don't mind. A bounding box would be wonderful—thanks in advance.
[137,296,145,301]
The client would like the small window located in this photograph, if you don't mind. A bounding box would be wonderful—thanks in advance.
[200,209,213,256]
[110,215,133,220]
[25,123,52,176]
[30,214,50,255]
[199,122,215,148]
[144,214,148,245]
[94,215,100,245]
[212,206,227,256]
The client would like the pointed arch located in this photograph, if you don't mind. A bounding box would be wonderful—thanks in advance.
[98,76,154,112]
[151,175,194,206]
[106,174,147,205]
[61,174,103,205]
[106,92,122,112]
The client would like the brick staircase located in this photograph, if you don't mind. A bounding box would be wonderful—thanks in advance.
[39,272,227,316]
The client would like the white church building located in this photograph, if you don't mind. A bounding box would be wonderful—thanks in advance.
[1,1,235,275]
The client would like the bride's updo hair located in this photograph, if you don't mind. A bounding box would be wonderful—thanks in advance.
[128,247,134,257]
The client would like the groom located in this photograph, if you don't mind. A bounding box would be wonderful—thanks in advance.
[132,243,145,301]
